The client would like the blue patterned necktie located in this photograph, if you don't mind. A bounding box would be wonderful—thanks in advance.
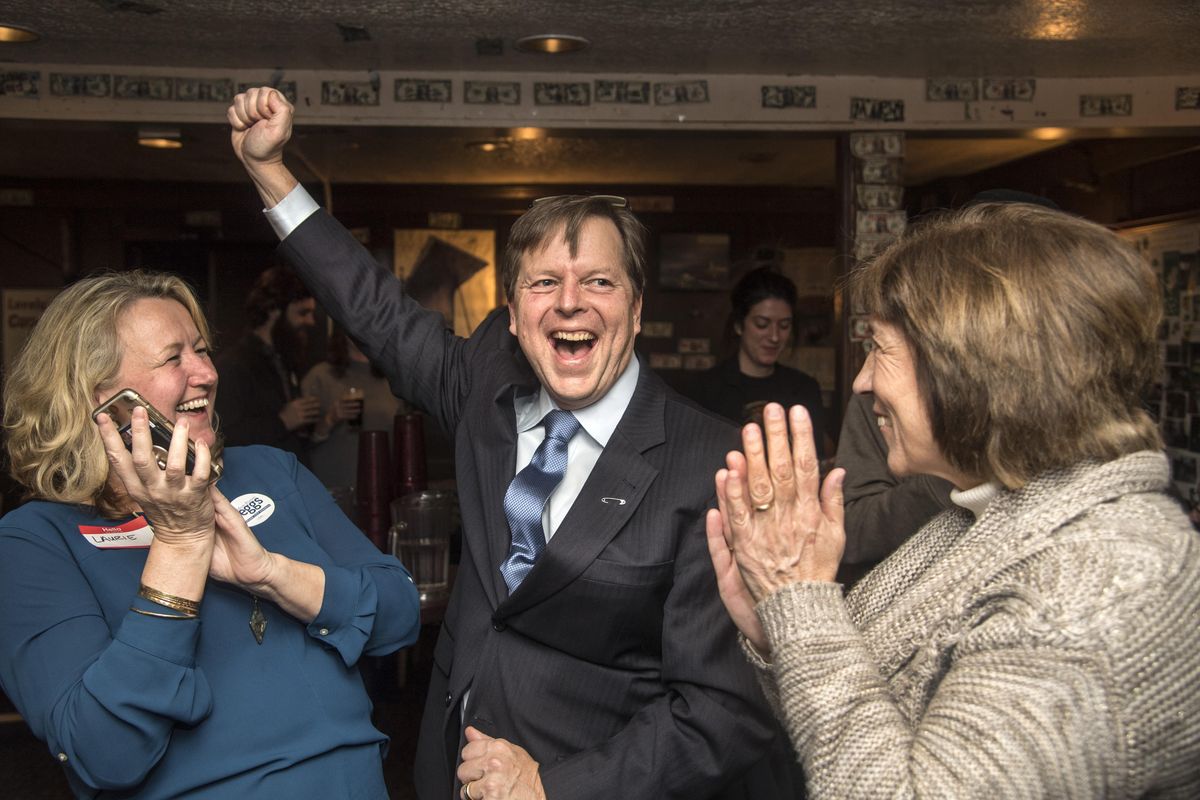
[500,409,582,593]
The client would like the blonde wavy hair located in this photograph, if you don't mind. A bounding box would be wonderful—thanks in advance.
[4,270,216,517]
[850,202,1162,489]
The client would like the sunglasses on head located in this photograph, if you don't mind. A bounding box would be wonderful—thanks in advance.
[530,194,628,209]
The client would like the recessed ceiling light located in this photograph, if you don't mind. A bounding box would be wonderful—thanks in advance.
[138,128,183,149]
[1027,0,1084,40]
[509,127,547,141]
[1029,127,1070,141]
[514,34,589,54]
[466,140,511,153]
[0,23,39,42]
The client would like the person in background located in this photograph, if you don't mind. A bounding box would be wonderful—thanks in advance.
[302,326,404,491]
[707,202,1200,797]
[835,190,1062,582]
[0,270,420,799]
[691,267,828,459]
[229,87,772,800]
[216,265,320,461]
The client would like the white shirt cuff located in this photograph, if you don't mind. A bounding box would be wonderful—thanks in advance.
[263,184,320,241]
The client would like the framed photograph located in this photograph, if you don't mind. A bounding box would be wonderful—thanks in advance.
[595,80,650,104]
[856,210,907,238]
[926,78,979,102]
[849,97,905,122]
[465,81,520,105]
[849,314,872,341]
[0,71,39,98]
[653,80,709,105]
[982,78,1036,102]
[534,82,590,106]
[394,229,497,337]
[321,80,379,106]
[395,78,451,103]
[51,73,112,98]
[856,184,904,210]
[659,233,731,290]
[641,321,674,339]
[761,85,816,109]
[1080,93,1132,117]
[850,132,905,158]
[649,352,682,370]
[858,157,904,184]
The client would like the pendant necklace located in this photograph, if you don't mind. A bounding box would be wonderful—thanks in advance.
[249,595,267,644]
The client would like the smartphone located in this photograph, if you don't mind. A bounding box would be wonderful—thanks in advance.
[92,388,222,479]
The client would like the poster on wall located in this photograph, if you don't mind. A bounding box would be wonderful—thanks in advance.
[659,233,731,290]
[394,229,497,338]
[1117,218,1200,507]
[2,287,59,374]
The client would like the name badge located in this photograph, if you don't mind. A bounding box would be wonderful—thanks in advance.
[230,493,276,527]
[78,515,154,549]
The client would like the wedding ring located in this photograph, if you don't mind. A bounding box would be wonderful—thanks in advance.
[754,502,772,512]
[464,780,480,800]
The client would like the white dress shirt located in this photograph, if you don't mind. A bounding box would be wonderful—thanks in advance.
[513,361,639,542]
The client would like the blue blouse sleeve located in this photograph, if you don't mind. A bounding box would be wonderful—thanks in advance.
[0,527,213,791]
[291,459,422,664]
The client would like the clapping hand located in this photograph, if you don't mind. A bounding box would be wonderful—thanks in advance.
[706,403,845,655]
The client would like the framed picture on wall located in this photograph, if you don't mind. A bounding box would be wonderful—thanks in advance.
[394,229,497,338]
[659,233,731,290]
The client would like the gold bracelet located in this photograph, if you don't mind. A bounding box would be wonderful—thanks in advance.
[138,584,201,617]
[129,606,195,620]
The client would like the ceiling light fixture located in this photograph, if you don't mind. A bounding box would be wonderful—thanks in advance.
[137,128,183,149]
[0,23,39,42]
[514,34,589,54]
[466,139,511,153]
[509,127,547,141]
[1027,0,1084,40]
[1029,127,1070,141]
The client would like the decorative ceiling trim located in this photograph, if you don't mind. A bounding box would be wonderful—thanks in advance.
[1,64,1198,132]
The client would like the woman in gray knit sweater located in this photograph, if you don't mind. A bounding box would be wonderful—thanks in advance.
[707,202,1200,798]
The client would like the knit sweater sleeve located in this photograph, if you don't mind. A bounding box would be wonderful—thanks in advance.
[757,582,1124,799]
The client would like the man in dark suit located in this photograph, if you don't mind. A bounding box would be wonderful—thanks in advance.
[228,87,772,800]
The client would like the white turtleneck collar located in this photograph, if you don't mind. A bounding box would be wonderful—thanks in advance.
[950,481,1002,518]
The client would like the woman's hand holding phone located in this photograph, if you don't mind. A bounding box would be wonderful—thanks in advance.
[95,405,216,549]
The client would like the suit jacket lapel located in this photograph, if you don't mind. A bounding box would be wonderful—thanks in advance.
[498,365,666,617]
[469,361,537,610]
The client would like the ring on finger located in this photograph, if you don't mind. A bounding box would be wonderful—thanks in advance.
[754,501,772,512]
[464,780,481,800]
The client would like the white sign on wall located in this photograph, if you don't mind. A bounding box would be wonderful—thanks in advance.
[2,287,59,374]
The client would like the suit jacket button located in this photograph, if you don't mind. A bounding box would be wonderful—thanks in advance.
[492,620,507,632]
[445,692,453,707]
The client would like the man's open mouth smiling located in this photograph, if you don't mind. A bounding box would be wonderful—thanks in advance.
[552,330,596,358]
